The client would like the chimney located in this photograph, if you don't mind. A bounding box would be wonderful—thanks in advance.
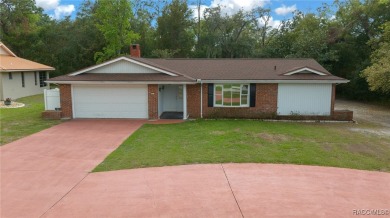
[130,44,141,58]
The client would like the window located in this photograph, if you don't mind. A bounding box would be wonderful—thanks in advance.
[214,84,249,107]
[21,72,25,87]
[8,72,12,80]
[34,72,37,85]
[39,72,47,87]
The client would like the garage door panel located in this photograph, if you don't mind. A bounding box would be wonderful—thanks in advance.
[277,84,332,116]
[73,85,148,118]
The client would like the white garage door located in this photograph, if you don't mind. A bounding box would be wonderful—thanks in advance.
[277,84,332,116]
[73,85,148,118]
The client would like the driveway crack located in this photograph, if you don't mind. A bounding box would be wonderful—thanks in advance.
[39,173,89,218]
[221,164,244,218]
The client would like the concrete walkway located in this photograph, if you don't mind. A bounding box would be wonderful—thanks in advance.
[1,120,389,218]
[0,119,146,218]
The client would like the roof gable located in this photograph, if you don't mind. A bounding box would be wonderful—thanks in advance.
[70,56,178,76]
[283,67,327,76]
[0,43,17,57]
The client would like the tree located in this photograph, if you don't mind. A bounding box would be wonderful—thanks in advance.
[93,0,139,63]
[264,11,338,69]
[0,0,49,57]
[156,0,194,57]
[362,22,390,93]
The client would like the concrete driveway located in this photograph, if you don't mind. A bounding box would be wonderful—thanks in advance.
[0,119,145,218]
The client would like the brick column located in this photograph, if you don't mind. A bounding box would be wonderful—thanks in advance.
[148,84,158,119]
[59,84,72,118]
[330,84,336,115]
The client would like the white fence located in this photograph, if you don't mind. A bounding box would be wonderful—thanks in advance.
[44,88,60,110]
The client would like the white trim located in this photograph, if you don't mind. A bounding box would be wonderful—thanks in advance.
[46,81,196,85]
[183,85,187,120]
[284,67,327,76]
[0,43,17,57]
[200,81,203,118]
[214,83,249,107]
[202,79,349,84]
[69,56,178,76]
[71,85,75,118]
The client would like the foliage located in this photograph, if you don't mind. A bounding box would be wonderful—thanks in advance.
[93,0,139,63]
[156,0,194,57]
[362,22,390,93]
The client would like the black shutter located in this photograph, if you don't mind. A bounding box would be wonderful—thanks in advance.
[250,84,256,107]
[208,83,214,107]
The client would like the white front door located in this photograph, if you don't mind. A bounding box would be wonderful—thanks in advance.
[73,84,148,118]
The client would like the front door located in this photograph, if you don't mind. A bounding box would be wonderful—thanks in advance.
[162,85,183,112]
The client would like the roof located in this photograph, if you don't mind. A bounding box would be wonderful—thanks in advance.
[48,56,348,83]
[136,58,345,81]
[0,42,54,72]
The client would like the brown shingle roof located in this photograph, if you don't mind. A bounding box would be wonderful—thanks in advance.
[48,56,347,83]
[136,58,345,81]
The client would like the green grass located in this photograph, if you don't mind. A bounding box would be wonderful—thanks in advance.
[94,120,390,172]
[0,94,62,145]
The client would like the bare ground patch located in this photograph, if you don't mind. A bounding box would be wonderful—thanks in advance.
[255,132,291,143]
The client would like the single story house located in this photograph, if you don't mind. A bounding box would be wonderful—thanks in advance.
[46,44,352,120]
[0,42,54,100]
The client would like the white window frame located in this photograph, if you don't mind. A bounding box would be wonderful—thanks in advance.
[214,84,249,107]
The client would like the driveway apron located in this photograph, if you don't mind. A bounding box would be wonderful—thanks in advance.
[0,119,145,218]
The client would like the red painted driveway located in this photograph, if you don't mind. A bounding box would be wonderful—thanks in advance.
[43,164,390,218]
[0,119,145,218]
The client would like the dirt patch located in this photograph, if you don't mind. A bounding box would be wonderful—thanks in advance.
[345,143,384,156]
[348,128,390,137]
[321,143,334,151]
[335,100,390,137]
[210,130,226,135]
[256,132,291,143]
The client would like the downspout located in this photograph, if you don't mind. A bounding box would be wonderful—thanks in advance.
[197,79,203,118]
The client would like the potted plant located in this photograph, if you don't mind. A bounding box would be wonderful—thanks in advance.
[4,98,11,106]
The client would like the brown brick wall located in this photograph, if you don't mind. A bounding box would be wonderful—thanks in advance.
[59,84,72,118]
[42,110,62,120]
[186,84,202,118]
[148,84,158,119]
[330,84,336,115]
[186,83,278,119]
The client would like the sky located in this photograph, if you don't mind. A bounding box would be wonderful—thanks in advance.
[35,0,335,26]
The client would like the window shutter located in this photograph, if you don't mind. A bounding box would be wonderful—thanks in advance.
[250,84,256,107]
[208,83,214,107]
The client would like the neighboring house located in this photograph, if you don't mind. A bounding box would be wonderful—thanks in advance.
[0,42,54,100]
[46,44,352,120]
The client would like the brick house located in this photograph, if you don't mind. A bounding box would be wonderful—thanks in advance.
[46,45,352,121]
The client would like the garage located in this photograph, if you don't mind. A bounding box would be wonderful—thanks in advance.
[277,84,332,116]
[72,84,148,118]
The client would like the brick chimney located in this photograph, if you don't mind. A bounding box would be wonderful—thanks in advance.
[130,44,141,58]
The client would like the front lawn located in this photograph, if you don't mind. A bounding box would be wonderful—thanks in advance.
[94,120,390,172]
[0,94,62,145]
